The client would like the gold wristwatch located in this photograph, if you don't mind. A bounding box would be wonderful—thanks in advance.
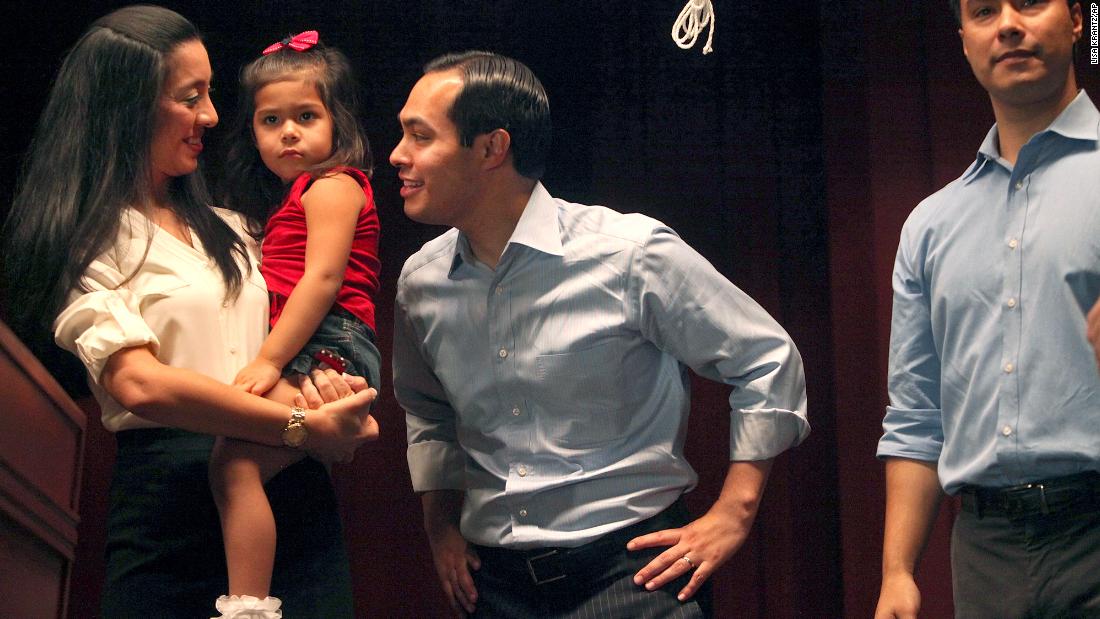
[281,406,308,448]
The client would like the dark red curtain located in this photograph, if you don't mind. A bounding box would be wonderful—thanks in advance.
[6,1,1096,617]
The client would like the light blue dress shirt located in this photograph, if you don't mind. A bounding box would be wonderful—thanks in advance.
[879,91,1100,494]
[395,182,808,548]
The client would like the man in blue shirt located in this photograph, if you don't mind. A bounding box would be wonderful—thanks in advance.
[391,51,808,617]
[876,1,1100,617]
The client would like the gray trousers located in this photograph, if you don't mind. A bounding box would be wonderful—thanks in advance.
[951,503,1100,618]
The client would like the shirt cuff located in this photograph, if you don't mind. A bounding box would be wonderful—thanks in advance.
[728,408,810,460]
[54,289,159,383]
[877,406,943,461]
[407,440,467,491]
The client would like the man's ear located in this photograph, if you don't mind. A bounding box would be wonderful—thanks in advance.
[477,129,512,170]
[1070,1,1083,43]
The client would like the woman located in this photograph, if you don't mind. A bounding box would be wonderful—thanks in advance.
[1,6,375,617]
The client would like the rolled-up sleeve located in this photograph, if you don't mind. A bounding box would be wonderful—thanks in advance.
[633,228,809,461]
[878,224,943,462]
[54,256,159,383]
[394,284,466,492]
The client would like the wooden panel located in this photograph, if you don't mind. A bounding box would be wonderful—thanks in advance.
[0,514,68,619]
[0,320,85,619]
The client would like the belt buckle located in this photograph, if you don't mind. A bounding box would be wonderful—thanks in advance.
[1004,482,1049,516]
[1026,482,1049,515]
[526,549,566,585]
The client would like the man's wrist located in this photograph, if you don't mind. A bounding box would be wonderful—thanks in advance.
[881,562,917,579]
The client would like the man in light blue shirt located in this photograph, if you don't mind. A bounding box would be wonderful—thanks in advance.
[391,51,808,617]
[876,1,1100,617]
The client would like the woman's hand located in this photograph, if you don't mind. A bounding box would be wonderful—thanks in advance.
[303,382,380,466]
[296,366,368,407]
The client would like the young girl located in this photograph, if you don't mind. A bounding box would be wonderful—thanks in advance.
[209,31,382,618]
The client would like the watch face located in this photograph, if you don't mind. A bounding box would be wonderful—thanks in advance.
[284,424,308,447]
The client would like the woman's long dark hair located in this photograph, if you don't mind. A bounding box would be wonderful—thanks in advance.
[220,39,372,236]
[0,5,248,364]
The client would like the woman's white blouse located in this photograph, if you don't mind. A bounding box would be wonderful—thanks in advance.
[54,207,269,431]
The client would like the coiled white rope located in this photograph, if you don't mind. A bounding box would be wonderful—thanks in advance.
[672,0,715,54]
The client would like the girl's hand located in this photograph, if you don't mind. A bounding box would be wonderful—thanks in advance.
[232,358,282,395]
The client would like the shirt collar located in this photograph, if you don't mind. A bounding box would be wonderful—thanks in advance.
[1045,90,1100,142]
[964,90,1099,184]
[504,182,564,257]
[962,128,1000,183]
[449,182,563,276]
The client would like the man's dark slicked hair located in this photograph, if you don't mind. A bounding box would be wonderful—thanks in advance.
[424,51,551,180]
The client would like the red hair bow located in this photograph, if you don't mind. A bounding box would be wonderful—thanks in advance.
[262,30,319,55]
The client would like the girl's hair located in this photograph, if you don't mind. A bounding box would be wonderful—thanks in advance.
[221,39,372,233]
[1,5,248,359]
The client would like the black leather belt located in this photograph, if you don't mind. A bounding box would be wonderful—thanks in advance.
[474,499,689,586]
[959,471,1100,519]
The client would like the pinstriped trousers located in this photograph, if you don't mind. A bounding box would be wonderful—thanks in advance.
[471,502,712,618]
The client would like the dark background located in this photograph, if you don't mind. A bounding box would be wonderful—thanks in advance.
[3,1,1098,617]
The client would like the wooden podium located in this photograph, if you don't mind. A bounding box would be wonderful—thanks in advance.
[0,320,85,619]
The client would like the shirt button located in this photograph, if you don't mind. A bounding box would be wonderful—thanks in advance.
[512,406,521,416]
[1002,425,1013,436]
[495,285,504,295]
[1008,238,1019,249]
[498,348,508,359]
[1004,362,1014,373]
[1014,180,1024,190]
[518,508,528,518]
[1006,298,1017,308]
[517,465,528,477]
[229,347,237,354]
